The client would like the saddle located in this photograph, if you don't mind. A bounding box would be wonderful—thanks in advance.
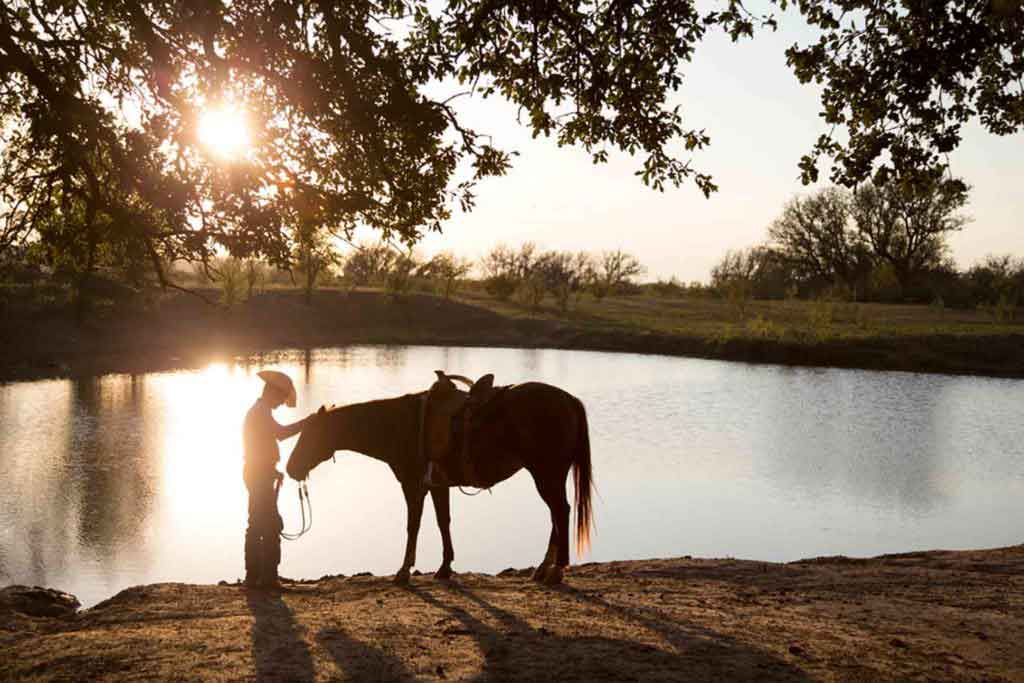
[422,371,507,487]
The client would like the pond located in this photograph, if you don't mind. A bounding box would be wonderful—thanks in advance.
[1,346,1022,607]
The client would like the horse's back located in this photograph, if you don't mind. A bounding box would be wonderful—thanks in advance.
[473,381,584,473]
[505,381,580,405]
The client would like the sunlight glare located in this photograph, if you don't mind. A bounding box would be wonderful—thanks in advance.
[198,106,249,159]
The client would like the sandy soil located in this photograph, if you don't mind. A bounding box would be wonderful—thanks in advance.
[3,546,1024,681]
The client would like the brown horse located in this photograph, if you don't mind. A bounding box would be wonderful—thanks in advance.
[285,372,594,585]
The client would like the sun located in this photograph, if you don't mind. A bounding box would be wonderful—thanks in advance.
[198,106,250,159]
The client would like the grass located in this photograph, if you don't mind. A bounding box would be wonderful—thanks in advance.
[459,287,1023,344]
[1,282,1022,381]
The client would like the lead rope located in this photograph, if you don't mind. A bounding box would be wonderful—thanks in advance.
[280,480,312,541]
[458,485,488,496]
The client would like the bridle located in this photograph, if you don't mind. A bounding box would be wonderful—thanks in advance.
[279,415,328,541]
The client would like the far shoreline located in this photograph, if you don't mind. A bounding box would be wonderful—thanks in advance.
[2,288,1022,384]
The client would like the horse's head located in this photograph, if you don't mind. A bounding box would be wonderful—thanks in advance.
[286,405,333,481]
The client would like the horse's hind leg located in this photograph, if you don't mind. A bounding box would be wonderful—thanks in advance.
[530,471,570,585]
[531,525,558,582]
[543,483,571,585]
[430,486,455,580]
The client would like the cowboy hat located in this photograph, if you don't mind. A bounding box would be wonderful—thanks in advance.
[257,370,297,408]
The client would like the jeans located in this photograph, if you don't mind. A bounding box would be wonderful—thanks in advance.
[244,471,283,581]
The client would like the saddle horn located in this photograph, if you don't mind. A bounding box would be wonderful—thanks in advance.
[434,370,473,389]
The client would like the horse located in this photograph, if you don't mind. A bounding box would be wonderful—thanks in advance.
[285,372,594,585]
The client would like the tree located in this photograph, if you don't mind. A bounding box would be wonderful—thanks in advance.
[342,243,396,287]
[481,243,540,301]
[593,250,645,300]
[292,222,340,305]
[536,251,594,314]
[967,254,1023,306]
[480,244,520,301]
[850,175,969,290]
[768,188,866,291]
[0,0,511,307]
[2,0,1021,309]
[418,252,473,299]
[787,0,1024,187]
[244,259,266,299]
[710,246,792,300]
[385,250,421,300]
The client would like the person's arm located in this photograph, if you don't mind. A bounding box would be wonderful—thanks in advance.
[271,415,307,441]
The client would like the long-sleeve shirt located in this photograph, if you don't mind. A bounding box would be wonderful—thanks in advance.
[243,397,306,480]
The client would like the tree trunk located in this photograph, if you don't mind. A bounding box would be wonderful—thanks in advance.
[304,262,317,306]
[74,224,98,323]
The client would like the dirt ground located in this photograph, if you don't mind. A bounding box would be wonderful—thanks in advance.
[4,546,1024,682]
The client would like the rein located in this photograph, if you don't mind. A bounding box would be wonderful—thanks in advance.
[279,479,312,541]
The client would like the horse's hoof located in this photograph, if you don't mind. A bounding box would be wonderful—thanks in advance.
[434,566,453,581]
[530,565,549,582]
[393,570,411,586]
[541,566,564,586]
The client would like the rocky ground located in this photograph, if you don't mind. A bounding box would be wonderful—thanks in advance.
[4,546,1024,681]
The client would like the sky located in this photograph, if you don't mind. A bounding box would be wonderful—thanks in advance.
[402,10,1024,283]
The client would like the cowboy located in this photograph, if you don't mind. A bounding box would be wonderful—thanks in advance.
[242,370,306,589]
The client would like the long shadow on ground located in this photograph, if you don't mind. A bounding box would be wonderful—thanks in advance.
[246,591,315,682]
[410,581,810,682]
[316,626,416,682]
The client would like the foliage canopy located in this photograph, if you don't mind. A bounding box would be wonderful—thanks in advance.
[1,0,1020,296]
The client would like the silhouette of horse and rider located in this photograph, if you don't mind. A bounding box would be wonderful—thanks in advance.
[243,369,594,589]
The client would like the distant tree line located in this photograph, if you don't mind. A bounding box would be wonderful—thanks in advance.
[4,169,1019,321]
[337,241,645,313]
[478,244,644,312]
[704,175,1023,313]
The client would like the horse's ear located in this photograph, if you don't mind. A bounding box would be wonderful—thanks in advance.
[434,370,446,380]
[318,405,326,414]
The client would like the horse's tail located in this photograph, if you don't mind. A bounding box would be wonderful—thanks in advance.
[572,398,595,557]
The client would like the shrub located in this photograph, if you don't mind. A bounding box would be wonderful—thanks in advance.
[216,257,245,308]
[746,315,781,339]
[592,249,644,301]
[385,252,419,299]
[725,277,752,321]
[418,252,472,299]
[518,272,547,309]
[484,273,519,301]
[807,296,837,338]
[868,263,902,302]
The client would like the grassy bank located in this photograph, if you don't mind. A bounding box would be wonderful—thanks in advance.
[4,547,1024,681]
[1,286,1022,383]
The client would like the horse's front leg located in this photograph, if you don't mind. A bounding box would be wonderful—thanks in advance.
[395,481,426,586]
[430,486,455,579]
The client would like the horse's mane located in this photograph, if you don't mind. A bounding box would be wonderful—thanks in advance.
[323,392,423,469]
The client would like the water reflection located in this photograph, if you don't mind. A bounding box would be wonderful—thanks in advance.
[0,347,1022,607]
